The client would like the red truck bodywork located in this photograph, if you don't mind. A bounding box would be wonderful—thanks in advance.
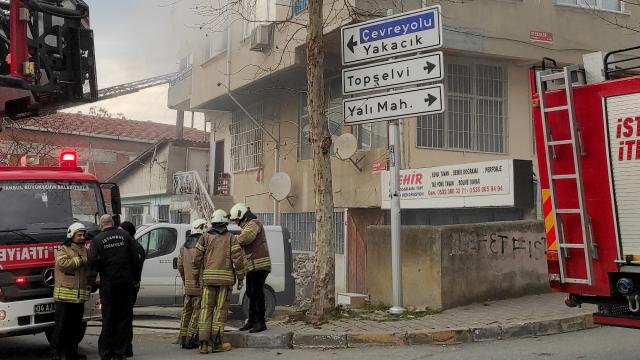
[531,69,640,328]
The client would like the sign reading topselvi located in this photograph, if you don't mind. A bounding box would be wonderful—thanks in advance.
[381,160,515,209]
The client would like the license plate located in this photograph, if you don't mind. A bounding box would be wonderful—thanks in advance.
[34,303,55,315]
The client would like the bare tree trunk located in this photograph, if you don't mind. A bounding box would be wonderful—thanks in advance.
[306,0,336,321]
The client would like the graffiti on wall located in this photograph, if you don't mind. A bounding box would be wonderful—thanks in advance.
[448,231,546,260]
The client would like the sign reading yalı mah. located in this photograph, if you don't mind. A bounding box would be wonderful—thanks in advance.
[343,84,444,125]
[341,5,442,65]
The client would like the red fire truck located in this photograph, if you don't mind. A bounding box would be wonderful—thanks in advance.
[531,48,640,328]
[0,149,121,340]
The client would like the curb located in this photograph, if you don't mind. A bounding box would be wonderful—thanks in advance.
[225,313,596,349]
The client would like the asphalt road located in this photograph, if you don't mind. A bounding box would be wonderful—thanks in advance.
[0,326,638,359]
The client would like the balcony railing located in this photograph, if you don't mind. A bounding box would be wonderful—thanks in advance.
[169,66,192,86]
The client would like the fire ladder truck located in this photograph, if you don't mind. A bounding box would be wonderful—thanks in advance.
[531,47,640,328]
[0,0,175,342]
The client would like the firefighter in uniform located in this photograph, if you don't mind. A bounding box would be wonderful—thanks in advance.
[177,218,207,349]
[193,210,245,354]
[50,222,91,360]
[229,203,271,333]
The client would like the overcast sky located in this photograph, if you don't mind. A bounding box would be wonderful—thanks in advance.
[65,1,206,128]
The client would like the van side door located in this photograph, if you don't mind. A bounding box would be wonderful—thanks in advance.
[136,226,179,305]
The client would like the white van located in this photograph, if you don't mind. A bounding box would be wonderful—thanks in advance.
[134,223,294,317]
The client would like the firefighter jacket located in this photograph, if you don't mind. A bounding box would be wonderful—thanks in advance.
[237,219,271,273]
[192,230,245,287]
[54,242,92,303]
[88,227,140,285]
[178,234,203,296]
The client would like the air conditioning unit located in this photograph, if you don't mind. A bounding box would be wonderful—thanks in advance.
[250,24,272,52]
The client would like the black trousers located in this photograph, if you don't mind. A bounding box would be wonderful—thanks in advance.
[51,301,84,357]
[125,287,139,355]
[99,282,133,359]
[246,270,269,324]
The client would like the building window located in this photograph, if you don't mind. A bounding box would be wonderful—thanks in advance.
[207,32,227,59]
[416,61,506,153]
[356,122,387,150]
[298,78,343,161]
[170,210,191,224]
[178,54,192,72]
[231,104,263,172]
[292,0,307,15]
[281,211,345,254]
[556,0,622,11]
[126,206,145,227]
[158,205,170,223]
[243,0,272,38]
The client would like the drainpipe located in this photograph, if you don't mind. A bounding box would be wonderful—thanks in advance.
[225,18,281,225]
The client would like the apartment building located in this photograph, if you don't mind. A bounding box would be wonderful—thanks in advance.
[168,0,639,293]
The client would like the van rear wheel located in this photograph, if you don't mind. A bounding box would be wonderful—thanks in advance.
[242,285,276,319]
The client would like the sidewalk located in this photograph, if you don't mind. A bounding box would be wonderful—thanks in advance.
[130,293,597,349]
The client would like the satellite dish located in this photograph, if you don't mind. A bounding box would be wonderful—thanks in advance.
[269,172,292,201]
[334,133,358,160]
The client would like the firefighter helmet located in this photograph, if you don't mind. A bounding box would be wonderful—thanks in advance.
[191,218,208,235]
[66,222,87,239]
[229,203,249,221]
[211,209,229,224]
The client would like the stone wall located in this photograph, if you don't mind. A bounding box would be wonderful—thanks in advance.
[292,253,315,310]
[367,221,548,310]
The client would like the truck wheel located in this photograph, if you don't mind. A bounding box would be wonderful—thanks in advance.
[242,285,276,319]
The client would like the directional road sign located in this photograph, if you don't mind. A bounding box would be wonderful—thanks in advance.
[342,52,443,95]
[341,5,442,66]
[343,84,444,125]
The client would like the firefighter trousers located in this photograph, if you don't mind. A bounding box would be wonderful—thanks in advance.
[198,286,230,344]
[179,294,201,341]
[98,282,134,359]
[50,301,84,357]
[246,270,269,324]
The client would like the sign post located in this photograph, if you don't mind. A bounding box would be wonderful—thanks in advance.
[341,4,443,315]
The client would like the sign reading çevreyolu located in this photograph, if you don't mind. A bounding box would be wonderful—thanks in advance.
[381,160,519,209]
[341,5,442,66]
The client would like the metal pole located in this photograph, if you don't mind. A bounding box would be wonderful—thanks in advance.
[389,119,404,315]
[191,111,195,128]
[273,122,280,226]
[383,7,404,315]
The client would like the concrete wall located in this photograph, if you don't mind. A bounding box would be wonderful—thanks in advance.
[367,220,547,309]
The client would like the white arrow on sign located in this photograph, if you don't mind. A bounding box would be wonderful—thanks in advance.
[343,84,444,125]
[341,5,442,66]
[342,52,443,95]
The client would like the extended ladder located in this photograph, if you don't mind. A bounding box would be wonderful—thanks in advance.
[536,65,596,286]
